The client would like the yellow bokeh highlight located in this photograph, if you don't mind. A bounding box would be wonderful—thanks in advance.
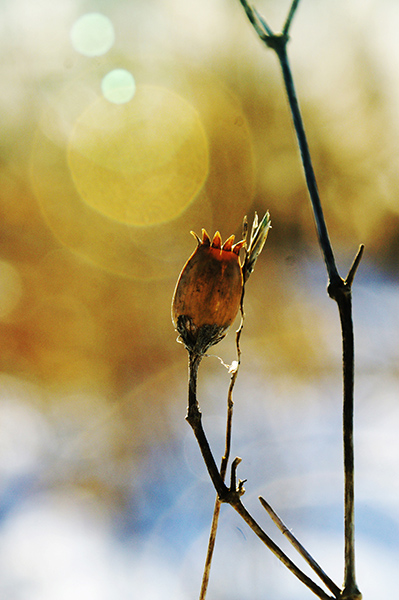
[67,85,209,227]
[30,64,255,280]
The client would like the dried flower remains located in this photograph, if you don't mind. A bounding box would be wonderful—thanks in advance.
[172,230,245,356]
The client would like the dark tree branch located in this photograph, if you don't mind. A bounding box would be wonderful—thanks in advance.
[238,2,363,598]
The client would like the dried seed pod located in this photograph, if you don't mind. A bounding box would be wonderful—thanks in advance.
[172,230,245,355]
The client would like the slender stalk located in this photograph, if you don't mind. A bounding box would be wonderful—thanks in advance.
[238,3,364,597]
[240,0,272,37]
[332,286,361,600]
[198,375,235,600]
[231,498,335,600]
[186,347,337,599]
[259,497,341,598]
[339,247,364,599]
[282,0,301,35]
[275,39,362,598]
[199,302,245,599]
[275,42,340,284]
[186,352,229,500]
[198,377,235,600]
[199,500,221,599]
[340,293,356,597]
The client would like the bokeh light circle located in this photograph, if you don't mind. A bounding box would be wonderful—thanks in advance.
[67,85,209,226]
[70,13,115,57]
[101,69,136,104]
[30,63,255,280]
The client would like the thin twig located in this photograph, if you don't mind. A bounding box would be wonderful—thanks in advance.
[187,349,335,600]
[345,245,365,288]
[275,35,362,597]
[276,43,340,284]
[330,280,361,600]
[187,352,228,500]
[199,310,244,600]
[239,2,340,284]
[259,497,341,598]
[238,2,364,598]
[239,0,272,38]
[231,498,335,600]
[199,500,221,600]
[282,0,301,36]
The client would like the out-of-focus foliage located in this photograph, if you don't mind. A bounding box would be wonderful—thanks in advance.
[0,1,399,598]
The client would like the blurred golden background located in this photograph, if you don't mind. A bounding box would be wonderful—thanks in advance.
[0,0,399,598]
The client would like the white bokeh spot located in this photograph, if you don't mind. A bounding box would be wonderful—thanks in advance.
[101,69,136,104]
[70,13,115,57]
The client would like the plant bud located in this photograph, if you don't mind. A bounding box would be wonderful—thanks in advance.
[172,230,245,355]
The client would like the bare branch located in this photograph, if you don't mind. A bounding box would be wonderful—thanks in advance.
[231,498,335,600]
[239,0,273,38]
[259,497,341,598]
[238,2,363,594]
[199,308,244,600]
[282,0,302,36]
[186,349,336,599]
[345,245,365,288]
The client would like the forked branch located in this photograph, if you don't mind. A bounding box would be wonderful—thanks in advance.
[186,357,336,600]
[239,1,363,598]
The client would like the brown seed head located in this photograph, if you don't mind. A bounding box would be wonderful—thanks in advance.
[172,230,244,355]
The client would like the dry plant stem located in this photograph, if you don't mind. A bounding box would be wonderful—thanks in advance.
[187,351,229,500]
[198,368,236,599]
[282,0,301,35]
[187,350,335,600]
[239,3,363,597]
[275,37,362,599]
[198,371,236,600]
[329,257,363,600]
[199,308,244,600]
[199,499,221,600]
[259,497,341,598]
[231,498,335,600]
[276,43,340,284]
[277,42,362,600]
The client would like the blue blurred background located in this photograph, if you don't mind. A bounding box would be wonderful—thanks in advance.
[0,0,399,597]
